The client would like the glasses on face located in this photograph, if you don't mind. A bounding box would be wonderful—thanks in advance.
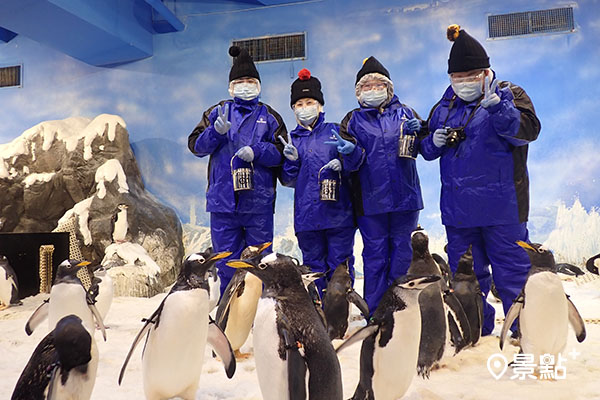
[361,82,387,91]
[450,71,485,84]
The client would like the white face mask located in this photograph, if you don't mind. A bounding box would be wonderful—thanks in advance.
[233,82,260,101]
[294,104,319,126]
[360,89,388,107]
[452,81,483,102]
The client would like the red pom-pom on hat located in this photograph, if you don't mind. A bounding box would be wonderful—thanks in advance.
[298,68,311,81]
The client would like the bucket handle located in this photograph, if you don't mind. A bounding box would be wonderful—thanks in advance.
[318,164,342,182]
[230,154,254,175]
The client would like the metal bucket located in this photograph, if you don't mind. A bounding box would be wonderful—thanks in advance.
[230,155,254,191]
[318,166,340,202]
[398,120,417,159]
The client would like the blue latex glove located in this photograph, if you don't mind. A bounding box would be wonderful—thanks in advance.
[235,146,254,162]
[324,129,356,155]
[322,159,341,172]
[405,118,421,133]
[432,128,448,148]
[278,135,298,161]
[214,104,231,135]
[481,76,500,109]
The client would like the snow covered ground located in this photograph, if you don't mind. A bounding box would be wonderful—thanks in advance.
[1,276,599,400]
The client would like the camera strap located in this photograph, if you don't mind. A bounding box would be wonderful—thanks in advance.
[442,95,483,131]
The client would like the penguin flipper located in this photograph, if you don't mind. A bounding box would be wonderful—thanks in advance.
[566,296,586,342]
[499,294,523,350]
[118,316,156,385]
[88,303,107,341]
[46,366,60,400]
[443,289,472,350]
[335,324,379,354]
[25,300,49,335]
[207,317,236,378]
[347,290,369,321]
[281,326,307,400]
[432,253,451,285]
[215,270,247,329]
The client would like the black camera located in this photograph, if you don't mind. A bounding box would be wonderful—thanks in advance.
[445,127,466,148]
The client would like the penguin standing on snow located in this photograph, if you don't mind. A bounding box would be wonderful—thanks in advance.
[89,265,114,324]
[0,255,21,309]
[111,203,129,243]
[586,253,600,275]
[336,275,441,400]
[500,242,586,363]
[12,314,98,400]
[227,252,343,400]
[451,246,484,346]
[119,248,236,400]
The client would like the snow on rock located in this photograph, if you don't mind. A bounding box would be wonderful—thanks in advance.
[95,159,129,199]
[82,114,126,160]
[22,172,55,188]
[103,242,163,297]
[58,196,94,246]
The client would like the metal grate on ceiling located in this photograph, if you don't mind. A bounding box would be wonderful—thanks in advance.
[232,32,306,63]
[488,7,575,39]
[0,65,21,88]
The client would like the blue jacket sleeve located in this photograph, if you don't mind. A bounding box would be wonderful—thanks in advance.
[252,105,286,167]
[187,102,228,157]
[280,157,300,187]
[488,82,541,147]
[339,110,365,172]
[419,102,444,161]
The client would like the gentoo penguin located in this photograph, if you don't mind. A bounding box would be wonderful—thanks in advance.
[111,203,129,243]
[12,314,99,400]
[451,246,484,346]
[227,252,343,400]
[25,259,107,341]
[336,275,441,400]
[585,253,600,275]
[215,242,271,359]
[500,242,586,364]
[0,255,21,309]
[407,230,471,378]
[323,259,369,340]
[119,248,236,400]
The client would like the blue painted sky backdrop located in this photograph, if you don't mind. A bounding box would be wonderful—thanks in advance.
[1,0,599,242]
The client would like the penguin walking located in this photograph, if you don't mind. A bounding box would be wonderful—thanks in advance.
[111,203,129,243]
[0,254,21,310]
[585,253,600,275]
[215,242,271,359]
[336,275,441,400]
[25,259,107,341]
[451,246,484,346]
[119,248,236,400]
[12,314,99,400]
[500,242,586,365]
[227,252,343,400]
[323,259,369,340]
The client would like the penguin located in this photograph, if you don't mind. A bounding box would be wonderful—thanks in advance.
[556,263,585,277]
[500,242,586,365]
[25,259,107,341]
[407,230,471,378]
[12,314,98,400]
[323,259,369,340]
[336,274,441,400]
[89,265,114,324]
[451,246,484,346]
[111,203,129,243]
[207,259,220,311]
[585,253,600,275]
[119,248,236,400]
[215,242,271,359]
[0,254,21,310]
[296,264,328,329]
[227,252,343,400]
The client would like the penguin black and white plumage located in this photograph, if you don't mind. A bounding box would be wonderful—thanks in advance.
[337,275,441,400]
[90,265,114,324]
[215,242,270,359]
[25,260,107,341]
[296,264,328,329]
[585,253,600,275]
[111,203,129,243]
[0,254,21,309]
[451,246,484,346]
[323,259,369,340]
[500,242,586,363]
[407,230,471,378]
[555,263,585,277]
[119,248,236,400]
[12,314,98,400]
[227,252,343,400]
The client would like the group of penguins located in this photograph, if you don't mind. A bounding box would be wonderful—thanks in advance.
[1,230,598,400]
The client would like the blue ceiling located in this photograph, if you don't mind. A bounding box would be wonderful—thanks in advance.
[0,0,305,66]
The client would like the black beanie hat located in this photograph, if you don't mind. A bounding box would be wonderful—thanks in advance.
[228,45,260,82]
[355,56,390,85]
[290,68,324,107]
[446,25,490,73]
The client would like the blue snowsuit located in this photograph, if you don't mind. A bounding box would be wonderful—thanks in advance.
[420,81,541,335]
[280,113,356,296]
[188,97,286,294]
[340,95,424,313]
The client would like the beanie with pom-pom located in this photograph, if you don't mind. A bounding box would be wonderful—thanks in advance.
[446,25,489,73]
[355,56,390,85]
[228,45,260,82]
[290,68,324,107]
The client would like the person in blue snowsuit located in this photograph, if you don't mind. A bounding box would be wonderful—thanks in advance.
[279,68,357,297]
[187,46,286,294]
[329,56,426,314]
[420,25,541,336]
